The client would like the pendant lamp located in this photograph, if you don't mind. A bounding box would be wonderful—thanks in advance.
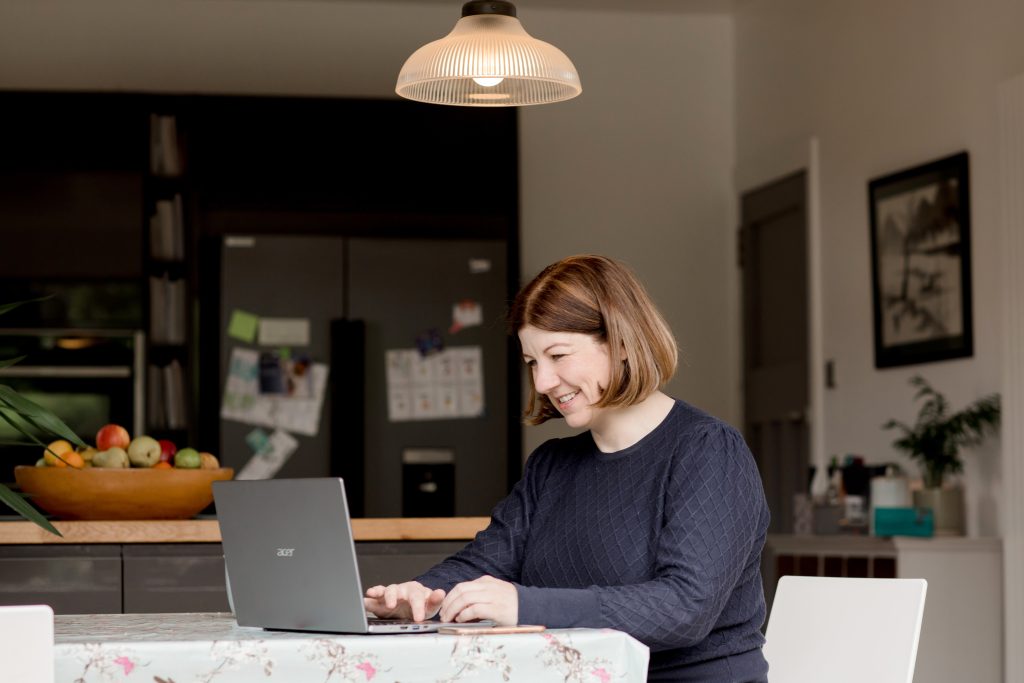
[395,1,582,107]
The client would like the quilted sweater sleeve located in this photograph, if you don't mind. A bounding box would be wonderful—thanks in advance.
[516,423,766,652]
[413,442,551,591]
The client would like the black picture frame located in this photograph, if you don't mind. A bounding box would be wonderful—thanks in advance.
[868,151,973,368]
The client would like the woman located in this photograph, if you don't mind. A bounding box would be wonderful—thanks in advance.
[365,254,770,682]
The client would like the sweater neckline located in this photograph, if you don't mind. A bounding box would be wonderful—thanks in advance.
[587,399,681,461]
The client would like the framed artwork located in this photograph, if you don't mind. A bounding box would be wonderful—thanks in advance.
[868,151,973,368]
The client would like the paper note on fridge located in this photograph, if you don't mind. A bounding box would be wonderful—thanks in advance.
[450,300,483,333]
[228,309,260,343]
[385,346,484,421]
[236,429,299,480]
[258,317,311,347]
[222,346,330,436]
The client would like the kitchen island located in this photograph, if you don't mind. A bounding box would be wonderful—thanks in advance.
[0,518,490,615]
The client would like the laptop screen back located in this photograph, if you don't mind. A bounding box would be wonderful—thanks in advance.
[213,478,370,633]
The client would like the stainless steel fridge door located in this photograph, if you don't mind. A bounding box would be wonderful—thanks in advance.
[348,238,509,517]
[219,234,346,478]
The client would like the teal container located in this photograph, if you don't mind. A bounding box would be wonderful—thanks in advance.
[873,507,934,538]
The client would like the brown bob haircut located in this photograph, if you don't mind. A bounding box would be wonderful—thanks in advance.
[508,254,678,425]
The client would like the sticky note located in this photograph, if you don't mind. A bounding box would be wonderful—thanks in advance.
[228,309,260,343]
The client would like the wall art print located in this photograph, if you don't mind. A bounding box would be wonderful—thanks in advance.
[868,151,973,368]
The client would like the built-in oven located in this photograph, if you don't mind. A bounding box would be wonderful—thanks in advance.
[0,328,144,482]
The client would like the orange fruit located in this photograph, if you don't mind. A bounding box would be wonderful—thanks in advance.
[43,439,74,467]
[152,461,173,469]
[62,451,85,469]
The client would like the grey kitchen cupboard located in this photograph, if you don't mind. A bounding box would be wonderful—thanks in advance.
[0,541,466,614]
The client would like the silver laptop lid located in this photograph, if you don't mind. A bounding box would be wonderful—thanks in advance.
[214,478,371,633]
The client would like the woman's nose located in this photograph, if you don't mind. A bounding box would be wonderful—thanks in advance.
[533,363,558,394]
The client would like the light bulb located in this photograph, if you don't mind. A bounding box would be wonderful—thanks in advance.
[472,77,504,87]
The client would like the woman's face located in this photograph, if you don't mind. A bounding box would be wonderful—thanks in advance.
[518,325,614,430]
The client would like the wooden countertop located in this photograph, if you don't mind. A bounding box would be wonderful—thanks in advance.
[0,517,491,544]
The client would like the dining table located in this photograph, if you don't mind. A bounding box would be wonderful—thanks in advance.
[54,612,650,682]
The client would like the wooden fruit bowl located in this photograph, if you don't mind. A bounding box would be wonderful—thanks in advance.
[14,466,234,520]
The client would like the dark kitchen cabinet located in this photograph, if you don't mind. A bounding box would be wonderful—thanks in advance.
[0,541,466,615]
[0,544,122,614]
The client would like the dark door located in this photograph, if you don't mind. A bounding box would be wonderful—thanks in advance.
[740,172,810,535]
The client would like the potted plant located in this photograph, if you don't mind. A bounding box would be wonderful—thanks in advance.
[0,298,86,536]
[883,375,1000,535]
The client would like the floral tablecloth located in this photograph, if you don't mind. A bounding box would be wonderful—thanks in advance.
[55,613,649,683]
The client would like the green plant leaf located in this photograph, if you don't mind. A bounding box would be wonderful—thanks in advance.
[0,355,26,370]
[0,295,52,318]
[0,484,62,537]
[0,385,86,447]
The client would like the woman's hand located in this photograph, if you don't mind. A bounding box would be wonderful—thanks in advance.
[363,581,446,622]
[439,575,518,626]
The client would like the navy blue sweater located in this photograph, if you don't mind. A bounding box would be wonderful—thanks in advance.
[417,400,770,681]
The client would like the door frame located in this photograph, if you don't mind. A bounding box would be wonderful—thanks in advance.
[735,137,825,484]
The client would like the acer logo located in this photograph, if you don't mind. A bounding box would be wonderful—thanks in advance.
[276,548,295,557]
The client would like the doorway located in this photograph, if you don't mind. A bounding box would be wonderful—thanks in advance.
[740,171,810,534]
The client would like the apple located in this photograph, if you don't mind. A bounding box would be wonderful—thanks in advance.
[157,439,177,464]
[199,452,220,469]
[96,424,130,451]
[127,435,162,467]
[174,447,201,469]
[93,447,130,468]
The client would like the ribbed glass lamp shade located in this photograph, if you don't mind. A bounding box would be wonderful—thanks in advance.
[396,12,582,107]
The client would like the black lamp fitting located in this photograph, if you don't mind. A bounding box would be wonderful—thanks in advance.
[462,1,517,18]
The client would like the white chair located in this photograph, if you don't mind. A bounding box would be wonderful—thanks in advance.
[0,604,54,683]
[763,576,927,683]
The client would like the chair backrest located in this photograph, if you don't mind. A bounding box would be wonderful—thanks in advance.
[764,576,927,683]
[0,604,54,683]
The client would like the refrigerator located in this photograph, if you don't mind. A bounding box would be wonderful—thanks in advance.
[218,235,511,517]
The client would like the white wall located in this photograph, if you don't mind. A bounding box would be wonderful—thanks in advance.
[0,0,739,458]
[518,9,737,454]
[735,0,1024,537]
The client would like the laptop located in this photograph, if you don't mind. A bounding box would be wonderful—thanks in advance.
[213,477,486,634]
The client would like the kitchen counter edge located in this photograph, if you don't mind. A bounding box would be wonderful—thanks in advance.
[0,518,491,544]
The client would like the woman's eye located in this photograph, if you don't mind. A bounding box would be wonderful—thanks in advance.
[524,359,536,368]
[551,354,564,361]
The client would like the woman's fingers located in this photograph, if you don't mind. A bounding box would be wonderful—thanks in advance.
[439,576,517,625]
[363,581,444,621]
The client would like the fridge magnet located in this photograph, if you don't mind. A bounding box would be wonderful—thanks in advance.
[449,299,483,334]
[258,317,311,347]
[414,328,444,356]
[868,151,973,368]
[245,427,271,455]
[227,309,260,344]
